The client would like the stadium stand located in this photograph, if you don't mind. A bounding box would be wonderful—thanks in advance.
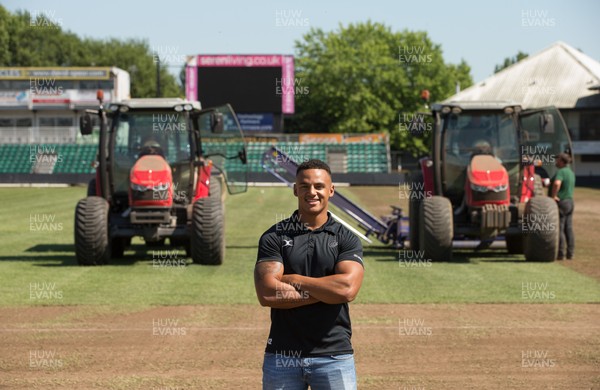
[0,144,96,174]
[0,140,389,174]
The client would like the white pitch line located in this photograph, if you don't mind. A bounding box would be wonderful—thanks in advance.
[0,325,598,332]
[0,327,268,332]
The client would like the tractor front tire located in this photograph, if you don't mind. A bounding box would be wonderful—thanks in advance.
[524,196,559,262]
[191,179,225,265]
[419,196,453,262]
[74,196,110,265]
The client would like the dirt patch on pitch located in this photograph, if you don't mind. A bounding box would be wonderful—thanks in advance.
[0,304,598,389]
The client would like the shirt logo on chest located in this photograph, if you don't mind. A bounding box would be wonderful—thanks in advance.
[328,239,338,248]
[282,239,294,248]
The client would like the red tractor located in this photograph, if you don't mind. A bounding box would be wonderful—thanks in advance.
[75,92,247,265]
[409,101,573,262]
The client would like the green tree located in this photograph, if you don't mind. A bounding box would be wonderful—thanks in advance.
[494,51,528,73]
[0,6,181,98]
[83,38,181,98]
[0,6,14,65]
[290,21,472,156]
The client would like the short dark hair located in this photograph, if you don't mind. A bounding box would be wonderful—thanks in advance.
[296,159,331,177]
[557,153,572,164]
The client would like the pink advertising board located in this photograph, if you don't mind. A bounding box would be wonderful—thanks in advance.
[186,55,295,114]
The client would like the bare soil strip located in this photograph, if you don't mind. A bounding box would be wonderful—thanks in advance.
[0,304,598,389]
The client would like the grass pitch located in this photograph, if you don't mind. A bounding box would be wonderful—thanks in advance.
[0,185,598,306]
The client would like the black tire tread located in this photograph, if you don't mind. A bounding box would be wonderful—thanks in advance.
[191,179,225,265]
[523,196,559,262]
[419,196,453,261]
[74,196,110,265]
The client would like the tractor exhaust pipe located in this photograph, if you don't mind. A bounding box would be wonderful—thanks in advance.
[96,90,110,201]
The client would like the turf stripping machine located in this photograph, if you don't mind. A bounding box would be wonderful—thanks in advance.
[262,146,409,248]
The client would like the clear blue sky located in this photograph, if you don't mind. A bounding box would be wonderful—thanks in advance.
[3,0,599,82]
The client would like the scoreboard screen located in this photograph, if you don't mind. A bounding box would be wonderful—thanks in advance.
[196,67,281,113]
[186,55,294,115]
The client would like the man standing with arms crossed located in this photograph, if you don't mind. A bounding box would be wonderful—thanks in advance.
[254,159,364,390]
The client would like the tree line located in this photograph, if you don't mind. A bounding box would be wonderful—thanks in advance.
[0,6,181,98]
[4,7,529,155]
[290,21,473,154]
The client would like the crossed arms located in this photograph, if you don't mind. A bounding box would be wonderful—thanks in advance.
[253,260,364,308]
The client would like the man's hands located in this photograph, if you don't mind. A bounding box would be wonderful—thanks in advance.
[254,260,364,308]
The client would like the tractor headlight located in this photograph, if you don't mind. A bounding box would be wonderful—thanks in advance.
[131,183,150,192]
[491,184,508,192]
[470,184,488,193]
[152,182,170,191]
[470,183,508,193]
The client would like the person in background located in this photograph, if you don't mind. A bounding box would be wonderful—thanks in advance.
[139,134,165,158]
[550,153,575,260]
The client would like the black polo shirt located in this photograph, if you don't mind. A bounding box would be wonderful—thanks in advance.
[256,211,364,357]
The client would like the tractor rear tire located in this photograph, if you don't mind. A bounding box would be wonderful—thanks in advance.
[523,196,559,262]
[74,196,110,265]
[408,171,424,251]
[505,234,524,254]
[191,179,225,265]
[419,196,453,261]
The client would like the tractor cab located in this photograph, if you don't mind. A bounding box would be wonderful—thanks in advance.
[442,109,520,208]
[436,102,571,207]
[105,100,247,206]
[410,101,573,262]
[75,95,247,266]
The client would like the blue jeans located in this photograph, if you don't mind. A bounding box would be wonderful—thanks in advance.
[557,199,575,259]
[262,352,357,390]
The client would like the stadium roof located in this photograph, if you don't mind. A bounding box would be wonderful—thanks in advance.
[445,41,600,109]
